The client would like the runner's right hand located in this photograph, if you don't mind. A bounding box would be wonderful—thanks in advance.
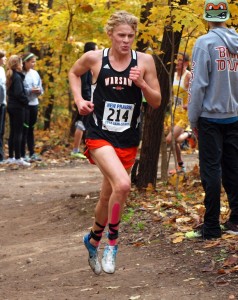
[77,99,94,115]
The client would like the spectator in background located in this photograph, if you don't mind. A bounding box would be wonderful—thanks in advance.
[6,55,30,166]
[0,50,7,163]
[187,0,238,239]
[166,52,195,174]
[21,52,43,162]
[71,42,98,159]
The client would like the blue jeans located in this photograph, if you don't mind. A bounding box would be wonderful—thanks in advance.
[0,104,6,161]
[198,118,238,238]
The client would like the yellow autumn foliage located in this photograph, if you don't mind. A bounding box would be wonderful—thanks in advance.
[0,0,237,129]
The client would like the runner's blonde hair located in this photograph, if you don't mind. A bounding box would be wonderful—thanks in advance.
[105,11,138,34]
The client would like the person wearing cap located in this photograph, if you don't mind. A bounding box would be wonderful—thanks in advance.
[187,0,238,239]
[21,52,43,162]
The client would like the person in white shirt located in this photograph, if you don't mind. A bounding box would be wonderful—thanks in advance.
[166,52,194,174]
[21,52,43,162]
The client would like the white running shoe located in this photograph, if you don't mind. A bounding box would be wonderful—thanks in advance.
[5,157,15,164]
[15,158,31,167]
[5,158,15,164]
[102,245,118,274]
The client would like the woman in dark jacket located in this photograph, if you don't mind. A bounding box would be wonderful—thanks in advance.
[6,55,31,166]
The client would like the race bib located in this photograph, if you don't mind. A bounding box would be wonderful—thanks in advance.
[174,96,183,107]
[102,101,134,132]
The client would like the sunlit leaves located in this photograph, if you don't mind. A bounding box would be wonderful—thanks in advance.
[1,0,238,128]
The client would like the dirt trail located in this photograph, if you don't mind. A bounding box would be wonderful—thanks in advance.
[0,162,237,300]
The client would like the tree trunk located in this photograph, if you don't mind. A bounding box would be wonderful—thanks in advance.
[135,0,188,189]
[13,0,24,46]
[13,0,23,14]
[160,130,168,181]
[69,104,77,137]
[136,2,153,52]
[43,0,55,130]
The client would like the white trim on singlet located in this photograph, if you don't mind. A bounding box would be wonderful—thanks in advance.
[103,48,137,61]
[103,48,109,57]
[132,49,136,60]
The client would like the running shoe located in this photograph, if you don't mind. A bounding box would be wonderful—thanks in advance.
[185,228,202,239]
[30,154,42,161]
[71,151,87,159]
[101,244,118,274]
[22,156,31,162]
[5,158,15,164]
[169,165,186,175]
[185,224,221,240]
[83,233,101,275]
[15,158,31,167]
[223,221,238,235]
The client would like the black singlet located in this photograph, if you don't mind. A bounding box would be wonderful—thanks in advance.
[86,48,142,148]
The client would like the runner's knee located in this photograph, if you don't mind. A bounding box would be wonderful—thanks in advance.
[114,178,131,196]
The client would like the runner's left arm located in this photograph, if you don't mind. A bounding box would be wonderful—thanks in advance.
[129,53,161,109]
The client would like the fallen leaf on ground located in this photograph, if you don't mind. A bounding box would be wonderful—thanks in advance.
[222,255,238,267]
[203,241,220,248]
[172,235,185,244]
[183,277,196,282]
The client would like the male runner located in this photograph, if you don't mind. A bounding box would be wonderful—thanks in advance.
[69,10,161,274]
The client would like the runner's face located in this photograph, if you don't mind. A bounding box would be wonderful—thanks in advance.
[109,24,136,54]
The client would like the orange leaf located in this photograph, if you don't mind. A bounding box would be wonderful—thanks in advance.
[80,4,93,12]
[203,240,220,248]
[222,255,238,267]
[172,235,185,243]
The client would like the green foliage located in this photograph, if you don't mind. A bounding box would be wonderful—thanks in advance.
[176,193,183,200]
[122,207,135,223]
[214,249,228,263]
[133,221,145,231]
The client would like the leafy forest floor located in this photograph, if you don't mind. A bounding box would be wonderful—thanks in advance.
[0,145,237,300]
